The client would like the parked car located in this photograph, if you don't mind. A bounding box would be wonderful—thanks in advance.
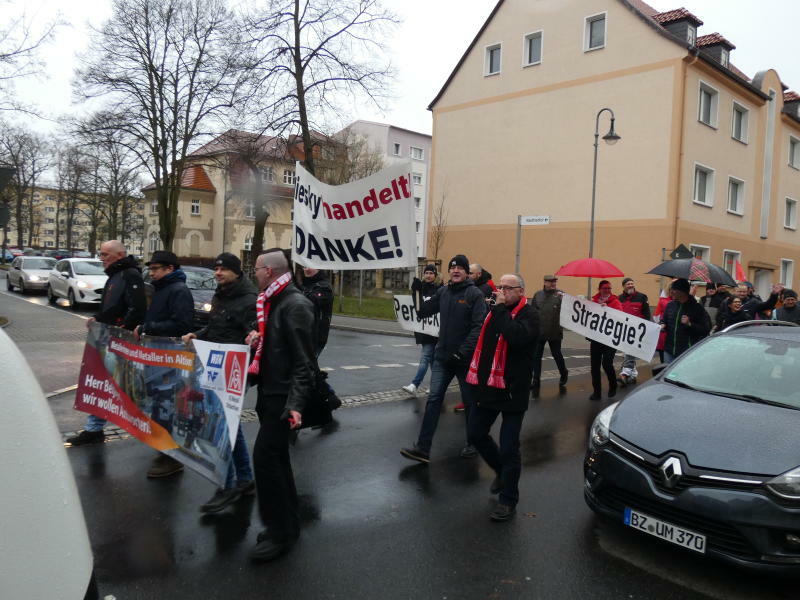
[45,249,73,260]
[72,250,92,258]
[143,265,215,328]
[584,320,800,573]
[6,256,56,293]
[8,247,23,257]
[47,258,107,309]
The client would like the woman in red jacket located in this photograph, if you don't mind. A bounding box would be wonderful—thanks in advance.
[589,280,623,400]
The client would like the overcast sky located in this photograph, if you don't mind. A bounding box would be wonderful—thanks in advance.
[7,0,800,137]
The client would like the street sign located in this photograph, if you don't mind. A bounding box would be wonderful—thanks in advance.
[520,215,550,226]
[670,244,694,260]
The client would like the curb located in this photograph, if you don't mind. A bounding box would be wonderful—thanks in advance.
[330,323,413,338]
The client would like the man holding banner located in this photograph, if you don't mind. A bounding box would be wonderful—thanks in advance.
[402,264,442,396]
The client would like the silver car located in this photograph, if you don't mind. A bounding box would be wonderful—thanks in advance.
[6,256,56,293]
[48,258,108,308]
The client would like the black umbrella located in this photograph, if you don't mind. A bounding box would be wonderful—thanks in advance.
[646,258,737,287]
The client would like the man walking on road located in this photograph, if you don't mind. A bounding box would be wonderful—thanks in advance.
[247,249,316,563]
[183,252,257,510]
[469,263,496,299]
[662,278,711,363]
[466,274,538,522]
[616,278,651,385]
[66,240,146,446]
[529,274,567,396]
[402,264,442,396]
[400,254,487,463]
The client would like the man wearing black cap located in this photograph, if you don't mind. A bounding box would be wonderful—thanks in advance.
[661,278,711,363]
[183,252,258,511]
[402,264,442,395]
[139,250,194,478]
[401,254,487,463]
[774,289,800,324]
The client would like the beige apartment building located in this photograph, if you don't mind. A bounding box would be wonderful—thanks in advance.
[428,0,800,300]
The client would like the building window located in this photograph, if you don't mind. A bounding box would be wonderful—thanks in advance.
[689,245,710,261]
[723,250,741,278]
[283,169,295,185]
[523,31,542,66]
[412,172,423,185]
[414,196,421,209]
[261,167,274,182]
[720,48,729,68]
[45,240,54,248]
[46,218,54,224]
[485,43,501,76]
[191,199,200,215]
[786,197,798,230]
[244,233,253,252]
[585,13,606,51]
[698,82,719,127]
[781,259,795,288]
[731,103,748,143]
[410,147,424,161]
[790,137,800,169]
[415,221,420,233]
[45,195,53,202]
[245,198,255,219]
[727,177,744,215]
[687,25,696,46]
[693,164,714,206]
[44,229,54,235]
[393,142,401,156]
[151,200,158,215]
[148,231,161,253]
[45,206,54,213]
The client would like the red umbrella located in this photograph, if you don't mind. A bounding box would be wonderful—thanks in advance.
[555,258,625,278]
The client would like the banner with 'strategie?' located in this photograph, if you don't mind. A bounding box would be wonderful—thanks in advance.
[292,161,418,270]
[559,293,660,361]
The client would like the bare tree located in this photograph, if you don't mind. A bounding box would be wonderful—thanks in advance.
[326,128,384,185]
[55,147,90,250]
[77,0,248,251]
[428,185,449,262]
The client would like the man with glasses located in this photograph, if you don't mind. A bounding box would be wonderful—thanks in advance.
[529,274,568,396]
[66,240,146,446]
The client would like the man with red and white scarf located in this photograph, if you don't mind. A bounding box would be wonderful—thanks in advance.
[246,249,316,563]
[466,273,538,522]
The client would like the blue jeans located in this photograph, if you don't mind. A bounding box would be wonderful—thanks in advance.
[411,343,436,387]
[664,351,675,364]
[416,357,475,454]
[85,414,107,432]
[468,405,525,507]
[224,423,254,490]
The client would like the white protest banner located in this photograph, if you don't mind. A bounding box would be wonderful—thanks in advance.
[292,161,417,270]
[393,294,440,337]
[559,293,660,361]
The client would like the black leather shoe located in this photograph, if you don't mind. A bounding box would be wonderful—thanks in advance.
[237,480,256,496]
[489,504,516,522]
[558,374,568,387]
[589,393,602,401]
[490,475,502,495]
[608,384,617,398]
[200,487,242,513]
[460,444,478,458]
[66,430,105,446]
[250,538,293,563]
[400,445,430,464]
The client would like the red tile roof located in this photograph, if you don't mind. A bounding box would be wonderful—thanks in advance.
[697,33,735,49]
[653,8,703,26]
[142,165,216,193]
[785,91,800,103]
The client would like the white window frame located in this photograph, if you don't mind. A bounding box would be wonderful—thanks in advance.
[789,136,800,170]
[392,142,401,156]
[785,197,798,230]
[720,48,729,68]
[148,231,161,253]
[150,199,158,215]
[698,81,719,128]
[693,163,715,207]
[727,176,745,215]
[244,233,253,252]
[731,102,749,143]
[245,198,255,219]
[410,147,424,161]
[687,25,696,46]
[261,167,274,183]
[283,169,295,185]
[722,250,741,278]
[781,259,795,287]
[190,198,200,215]
[522,30,543,67]
[484,43,502,76]
[584,12,607,52]
[412,172,423,185]
[689,244,710,262]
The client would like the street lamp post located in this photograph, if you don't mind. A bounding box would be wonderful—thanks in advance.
[587,108,621,297]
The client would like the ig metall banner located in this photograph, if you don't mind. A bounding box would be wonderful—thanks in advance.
[393,294,440,337]
[292,161,418,270]
[559,293,660,361]
[74,323,249,485]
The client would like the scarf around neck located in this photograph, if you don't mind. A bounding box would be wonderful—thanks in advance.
[466,296,527,389]
[247,272,293,375]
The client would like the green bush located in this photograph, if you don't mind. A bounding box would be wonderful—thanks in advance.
[333,295,395,320]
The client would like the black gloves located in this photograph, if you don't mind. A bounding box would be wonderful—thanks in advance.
[411,277,423,292]
[445,351,468,370]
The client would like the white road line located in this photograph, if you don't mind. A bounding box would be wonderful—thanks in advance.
[571,355,590,359]
[375,363,404,368]
[367,344,383,348]
[0,290,91,320]
[407,362,419,366]
[45,384,79,398]
[341,365,370,370]
[391,343,414,347]
[320,367,335,372]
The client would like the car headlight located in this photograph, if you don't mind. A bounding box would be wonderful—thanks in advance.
[588,402,619,449]
[27,274,41,282]
[767,467,800,500]
[76,280,90,289]
[194,301,212,312]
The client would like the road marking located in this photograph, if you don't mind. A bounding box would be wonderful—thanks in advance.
[341,365,370,370]
[367,344,383,348]
[391,343,414,347]
[408,362,419,366]
[46,384,79,398]
[375,363,404,368]
[0,290,91,320]
[320,367,335,372]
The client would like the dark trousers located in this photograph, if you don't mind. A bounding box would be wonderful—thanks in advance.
[532,338,567,384]
[416,357,476,454]
[468,405,525,507]
[253,415,299,543]
[590,340,616,396]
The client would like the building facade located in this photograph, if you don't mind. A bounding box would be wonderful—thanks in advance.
[428,0,800,300]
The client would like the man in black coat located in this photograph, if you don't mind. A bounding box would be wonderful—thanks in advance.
[402,264,442,395]
[138,250,195,478]
[469,263,496,299]
[467,274,538,522]
[661,279,711,362]
[248,249,316,563]
[183,252,257,512]
[300,267,334,353]
[66,240,146,446]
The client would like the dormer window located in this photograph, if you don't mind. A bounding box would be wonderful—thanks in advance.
[687,25,696,46]
[720,48,729,68]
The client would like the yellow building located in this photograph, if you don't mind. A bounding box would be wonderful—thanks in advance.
[428,0,800,300]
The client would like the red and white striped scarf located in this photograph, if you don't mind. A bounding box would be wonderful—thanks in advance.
[247,272,294,375]
[466,297,527,389]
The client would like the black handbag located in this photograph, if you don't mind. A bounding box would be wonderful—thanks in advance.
[299,363,340,429]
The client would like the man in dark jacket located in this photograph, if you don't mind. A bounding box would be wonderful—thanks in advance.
[248,249,316,563]
[774,289,800,324]
[661,279,711,363]
[529,274,567,394]
[66,240,146,446]
[138,250,194,478]
[467,274,538,522]
[401,254,487,463]
[403,264,442,396]
[183,252,257,512]
[470,263,496,299]
[300,267,334,353]
[617,277,651,384]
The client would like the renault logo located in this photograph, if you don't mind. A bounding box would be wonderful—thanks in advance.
[659,456,682,488]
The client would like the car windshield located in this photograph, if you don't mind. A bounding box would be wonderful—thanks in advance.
[184,269,215,290]
[663,334,800,409]
[23,258,56,269]
[72,261,105,276]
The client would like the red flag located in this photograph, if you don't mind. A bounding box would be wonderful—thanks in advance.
[735,260,746,282]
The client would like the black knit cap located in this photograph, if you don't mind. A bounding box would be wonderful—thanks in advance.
[783,289,798,299]
[423,264,437,275]
[146,250,180,268]
[671,278,690,293]
[448,254,469,271]
[214,252,242,275]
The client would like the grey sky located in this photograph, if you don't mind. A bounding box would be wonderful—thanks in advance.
[8,0,800,137]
